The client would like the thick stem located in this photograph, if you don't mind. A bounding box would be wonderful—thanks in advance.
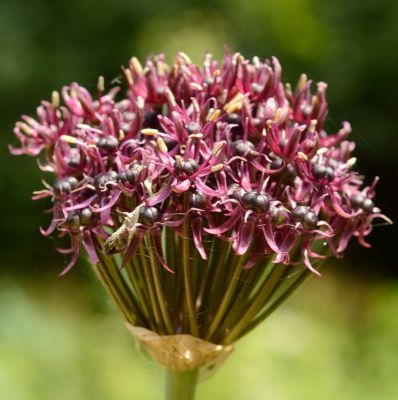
[165,369,198,400]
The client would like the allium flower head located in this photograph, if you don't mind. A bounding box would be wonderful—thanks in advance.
[11,50,390,346]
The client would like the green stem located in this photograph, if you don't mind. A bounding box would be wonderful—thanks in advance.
[223,262,286,344]
[146,235,174,335]
[182,197,199,336]
[138,242,165,333]
[165,369,198,400]
[204,255,245,341]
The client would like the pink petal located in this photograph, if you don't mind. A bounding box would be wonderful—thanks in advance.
[233,216,256,256]
[192,217,207,260]
[148,179,173,206]
[59,237,80,276]
[172,178,191,193]
[261,221,281,254]
[195,178,220,196]
[204,208,241,234]
[152,231,174,273]
[302,248,321,276]
[82,230,100,264]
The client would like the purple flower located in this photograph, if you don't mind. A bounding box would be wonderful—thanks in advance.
[10,50,391,343]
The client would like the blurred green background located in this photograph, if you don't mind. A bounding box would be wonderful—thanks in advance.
[1,0,397,399]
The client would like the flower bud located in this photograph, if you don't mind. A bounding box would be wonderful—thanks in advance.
[292,206,308,223]
[66,213,80,229]
[97,136,119,153]
[362,198,374,214]
[139,206,160,225]
[242,191,270,213]
[94,172,117,190]
[53,177,78,196]
[302,211,319,230]
[80,208,94,225]
[189,192,206,209]
[231,140,255,157]
[351,194,365,209]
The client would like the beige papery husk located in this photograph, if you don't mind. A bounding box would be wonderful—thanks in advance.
[126,324,234,382]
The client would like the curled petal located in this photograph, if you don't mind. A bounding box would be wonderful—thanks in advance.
[261,220,281,254]
[59,236,80,276]
[81,230,100,265]
[233,216,256,256]
[302,248,321,276]
[152,230,174,273]
[204,208,241,235]
[148,179,173,206]
[192,217,207,260]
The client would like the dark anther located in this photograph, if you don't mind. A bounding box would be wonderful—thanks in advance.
[362,198,374,214]
[270,158,283,170]
[67,176,79,188]
[79,208,94,225]
[325,166,334,181]
[66,213,80,229]
[271,208,287,225]
[242,191,257,209]
[350,194,365,209]
[97,136,119,153]
[283,164,297,183]
[176,159,198,176]
[94,172,117,190]
[313,164,327,179]
[53,180,71,196]
[126,168,139,184]
[302,211,319,230]
[292,206,308,223]
[231,140,256,157]
[139,206,160,225]
[279,138,288,150]
[242,191,270,213]
[186,122,200,134]
[189,191,206,209]
[313,164,334,181]
[53,177,78,196]
[117,171,127,182]
[229,184,244,202]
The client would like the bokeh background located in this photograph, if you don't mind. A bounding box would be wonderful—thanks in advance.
[1,1,398,399]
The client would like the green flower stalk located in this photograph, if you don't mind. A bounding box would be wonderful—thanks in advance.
[10,50,391,399]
